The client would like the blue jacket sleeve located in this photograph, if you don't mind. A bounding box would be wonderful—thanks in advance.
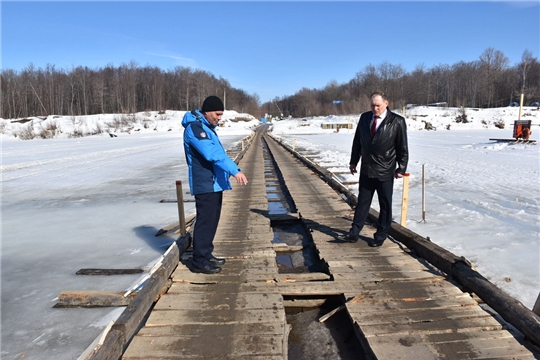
[185,122,240,176]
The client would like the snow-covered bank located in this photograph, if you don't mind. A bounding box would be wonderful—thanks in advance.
[0,109,260,140]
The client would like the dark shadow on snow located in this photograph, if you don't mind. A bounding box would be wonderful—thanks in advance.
[133,225,175,254]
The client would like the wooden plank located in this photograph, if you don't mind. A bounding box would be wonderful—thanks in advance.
[273,244,303,252]
[76,268,143,275]
[155,214,195,236]
[366,330,538,360]
[153,292,283,311]
[171,273,276,284]
[342,290,469,306]
[345,293,478,312]
[349,306,493,326]
[56,290,137,307]
[332,271,445,282]
[137,323,286,337]
[145,309,285,326]
[283,299,327,308]
[328,263,435,273]
[327,259,436,269]
[123,334,284,359]
[356,316,503,338]
[275,272,331,282]
[275,282,346,296]
[337,279,466,300]
[166,282,279,295]
[177,257,278,268]
[314,247,410,257]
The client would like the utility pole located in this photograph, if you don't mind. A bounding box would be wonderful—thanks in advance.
[272,101,283,119]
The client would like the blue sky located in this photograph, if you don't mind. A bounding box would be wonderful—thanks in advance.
[2,1,539,103]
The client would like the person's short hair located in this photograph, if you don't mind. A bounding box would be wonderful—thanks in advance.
[370,91,388,101]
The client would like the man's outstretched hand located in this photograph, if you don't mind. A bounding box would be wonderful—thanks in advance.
[234,172,248,185]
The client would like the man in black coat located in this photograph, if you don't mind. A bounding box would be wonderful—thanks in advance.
[338,91,408,246]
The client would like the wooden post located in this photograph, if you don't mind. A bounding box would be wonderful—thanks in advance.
[175,181,186,236]
[400,173,410,227]
[518,93,524,120]
[421,164,426,222]
[292,139,296,152]
[534,292,540,316]
[242,140,245,151]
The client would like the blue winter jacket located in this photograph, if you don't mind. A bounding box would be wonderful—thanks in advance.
[182,110,241,195]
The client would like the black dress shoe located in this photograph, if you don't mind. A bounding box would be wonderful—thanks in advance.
[369,239,385,247]
[209,256,226,265]
[191,264,222,274]
[337,233,358,243]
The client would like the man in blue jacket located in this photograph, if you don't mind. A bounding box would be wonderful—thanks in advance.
[182,95,248,274]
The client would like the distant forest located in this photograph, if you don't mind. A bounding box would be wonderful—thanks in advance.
[1,48,538,120]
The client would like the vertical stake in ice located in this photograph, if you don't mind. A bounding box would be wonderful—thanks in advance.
[176,181,186,236]
[421,164,426,223]
[400,173,410,227]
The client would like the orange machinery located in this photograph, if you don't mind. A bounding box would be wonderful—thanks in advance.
[513,120,532,140]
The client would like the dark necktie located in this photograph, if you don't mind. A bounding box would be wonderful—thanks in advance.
[371,116,379,138]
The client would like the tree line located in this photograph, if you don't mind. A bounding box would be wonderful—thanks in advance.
[263,48,540,118]
[2,48,538,120]
[0,61,261,119]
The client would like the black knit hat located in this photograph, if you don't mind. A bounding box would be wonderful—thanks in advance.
[201,95,224,113]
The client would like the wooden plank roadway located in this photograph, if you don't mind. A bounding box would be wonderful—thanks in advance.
[123,130,288,359]
[123,130,539,359]
[263,134,539,360]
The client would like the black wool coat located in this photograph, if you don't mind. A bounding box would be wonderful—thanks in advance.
[349,109,409,179]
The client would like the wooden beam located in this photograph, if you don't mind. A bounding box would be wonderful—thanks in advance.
[76,268,143,275]
[56,291,137,308]
[453,262,540,347]
[155,214,195,236]
[533,292,540,316]
[85,329,124,360]
[89,234,191,359]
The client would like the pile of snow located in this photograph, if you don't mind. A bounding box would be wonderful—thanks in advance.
[0,110,260,140]
[271,106,540,135]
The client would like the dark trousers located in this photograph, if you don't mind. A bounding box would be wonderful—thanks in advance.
[192,191,223,268]
[350,174,394,241]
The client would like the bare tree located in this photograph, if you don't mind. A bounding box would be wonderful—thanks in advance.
[479,47,510,107]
